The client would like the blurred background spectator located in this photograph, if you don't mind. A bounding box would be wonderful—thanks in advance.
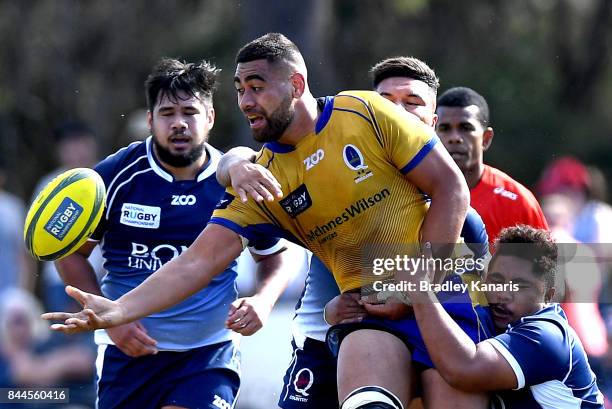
[120,109,150,144]
[537,157,612,405]
[0,157,34,292]
[537,157,612,245]
[0,288,95,409]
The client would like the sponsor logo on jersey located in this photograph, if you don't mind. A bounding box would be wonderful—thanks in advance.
[343,144,373,183]
[44,197,83,240]
[493,186,518,201]
[306,188,391,243]
[127,242,188,271]
[280,184,312,218]
[212,395,231,409]
[171,194,196,205]
[304,148,325,170]
[120,203,160,229]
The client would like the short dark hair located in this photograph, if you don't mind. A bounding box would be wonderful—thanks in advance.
[492,225,557,290]
[437,86,490,126]
[370,57,440,93]
[145,58,220,112]
[235,33,302,66]
[53,120,94,143]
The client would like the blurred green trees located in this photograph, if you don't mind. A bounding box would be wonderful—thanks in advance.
[1,0,610,199]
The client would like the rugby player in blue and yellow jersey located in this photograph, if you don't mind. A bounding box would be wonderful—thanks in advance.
[216,56,490,409]
[52,58,291,409]
[44,34,488,409]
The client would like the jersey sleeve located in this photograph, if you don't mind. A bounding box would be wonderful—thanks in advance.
[461,206,489,263]
[485,320,569,389]
[367,92,439,174]
[209,190,287,247]
[89,155,122,241]
[248,236,285,255]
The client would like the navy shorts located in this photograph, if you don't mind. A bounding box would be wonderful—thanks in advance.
[327,275,495,369]
[278,337,339,409]
[96,340,240,409]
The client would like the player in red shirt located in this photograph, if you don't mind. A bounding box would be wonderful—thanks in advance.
[435,87,548,245]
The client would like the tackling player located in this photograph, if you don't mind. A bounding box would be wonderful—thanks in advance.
[44,34,488,409]
[53,58,291,409]
[402,226,604,408]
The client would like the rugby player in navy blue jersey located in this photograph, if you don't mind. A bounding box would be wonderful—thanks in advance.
[402,226,604,408]
[53,58,291,409]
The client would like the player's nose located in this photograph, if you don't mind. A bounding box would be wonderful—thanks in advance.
[170,116,188,131]
[444,128,463,144]
[239,90,256,112]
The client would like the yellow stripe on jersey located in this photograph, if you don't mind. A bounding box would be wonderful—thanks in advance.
[211,91,439,292]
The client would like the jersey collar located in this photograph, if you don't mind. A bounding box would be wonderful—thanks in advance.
[197,144,221,182]
[263,96,335,154]
[315,96,334,134]
[145,136,220,182]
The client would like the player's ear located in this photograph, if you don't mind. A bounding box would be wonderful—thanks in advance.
[207,105,215,127]
[146,111,153,132]
[430,113,438,128]
[482,127,494,152]
[290,73,306,98]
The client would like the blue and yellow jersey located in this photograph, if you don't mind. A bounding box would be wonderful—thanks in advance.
[211,91,438,292]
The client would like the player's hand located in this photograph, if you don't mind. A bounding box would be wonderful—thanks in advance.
[106,322,158,357]
[324,293,367,325]
[225,296,272,336]
[360,297,413,320]
[41,286,126,334]
[392,242,436,303]
[228,160,283,203]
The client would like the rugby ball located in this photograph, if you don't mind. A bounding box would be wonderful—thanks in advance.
[24,168,105,261]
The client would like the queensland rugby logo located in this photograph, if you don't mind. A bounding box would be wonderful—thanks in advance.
[343,144,367,170]
[293,368,314,397]
[343,144,373,183]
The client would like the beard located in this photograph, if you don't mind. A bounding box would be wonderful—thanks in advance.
[251,94,295,143]
[152,132,206,168]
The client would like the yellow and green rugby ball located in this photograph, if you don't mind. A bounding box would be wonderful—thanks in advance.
[24,168,105,261]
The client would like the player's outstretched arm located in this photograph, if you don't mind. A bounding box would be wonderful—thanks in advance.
[405,143,469,258]
[216,146,283,202]
[41,286,125,333]
[43,224,244,333]
[54,241,158,355]
[398,246,517,392]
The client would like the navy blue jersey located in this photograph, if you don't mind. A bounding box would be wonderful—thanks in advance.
[487,304,604,408]
[91,136,279,350]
